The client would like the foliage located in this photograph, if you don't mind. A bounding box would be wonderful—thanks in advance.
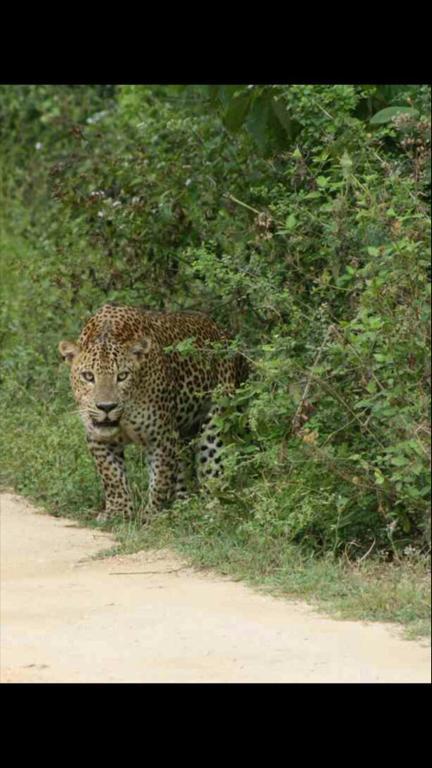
[1,83,430,561]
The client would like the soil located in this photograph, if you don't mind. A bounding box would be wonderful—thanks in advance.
[1,492,430,683]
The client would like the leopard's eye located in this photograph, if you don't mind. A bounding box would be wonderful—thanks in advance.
[81,371,95,383]
[117,371,129,382]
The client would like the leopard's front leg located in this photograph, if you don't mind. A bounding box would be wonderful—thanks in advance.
[143,433,180,520]
[87,438,134,521]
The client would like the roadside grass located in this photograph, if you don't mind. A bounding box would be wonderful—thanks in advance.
[108,506,431,641]
[1,391,430,641]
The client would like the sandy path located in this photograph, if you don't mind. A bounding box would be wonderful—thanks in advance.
[0,493,430,683]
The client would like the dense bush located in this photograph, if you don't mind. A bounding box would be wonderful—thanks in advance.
[1,84,430,557]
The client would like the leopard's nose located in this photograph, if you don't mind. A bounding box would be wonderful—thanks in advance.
[96,402,118,413]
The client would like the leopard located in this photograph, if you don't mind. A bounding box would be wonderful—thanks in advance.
[59,303,248,522]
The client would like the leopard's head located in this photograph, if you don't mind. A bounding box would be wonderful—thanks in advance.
[58,336,152,440]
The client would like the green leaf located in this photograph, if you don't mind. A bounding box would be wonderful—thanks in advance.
[374,470,385,485]
[271,99,301,143]
[370,106,418,125]
[245,96,271,153]
[390,455,409,467]
[402,519,411,533]
[285,213,297,231]
[218,85,246,106]
[222,93,252,133]
[316,176,328,188]
[207,85,221,104]
[340,150,353,176]
[244,91,299,154]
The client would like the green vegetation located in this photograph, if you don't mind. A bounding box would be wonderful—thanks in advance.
[1,84,430,636]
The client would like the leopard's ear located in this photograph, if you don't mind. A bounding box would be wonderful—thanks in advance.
[129,337,152,362]
[59,340,79,365]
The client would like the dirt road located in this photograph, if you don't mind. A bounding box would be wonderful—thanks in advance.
[1,492,430,683]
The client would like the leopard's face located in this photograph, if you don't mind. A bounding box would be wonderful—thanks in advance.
[59,337,152,441]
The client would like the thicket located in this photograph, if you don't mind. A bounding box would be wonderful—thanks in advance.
[1,84,430,559]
